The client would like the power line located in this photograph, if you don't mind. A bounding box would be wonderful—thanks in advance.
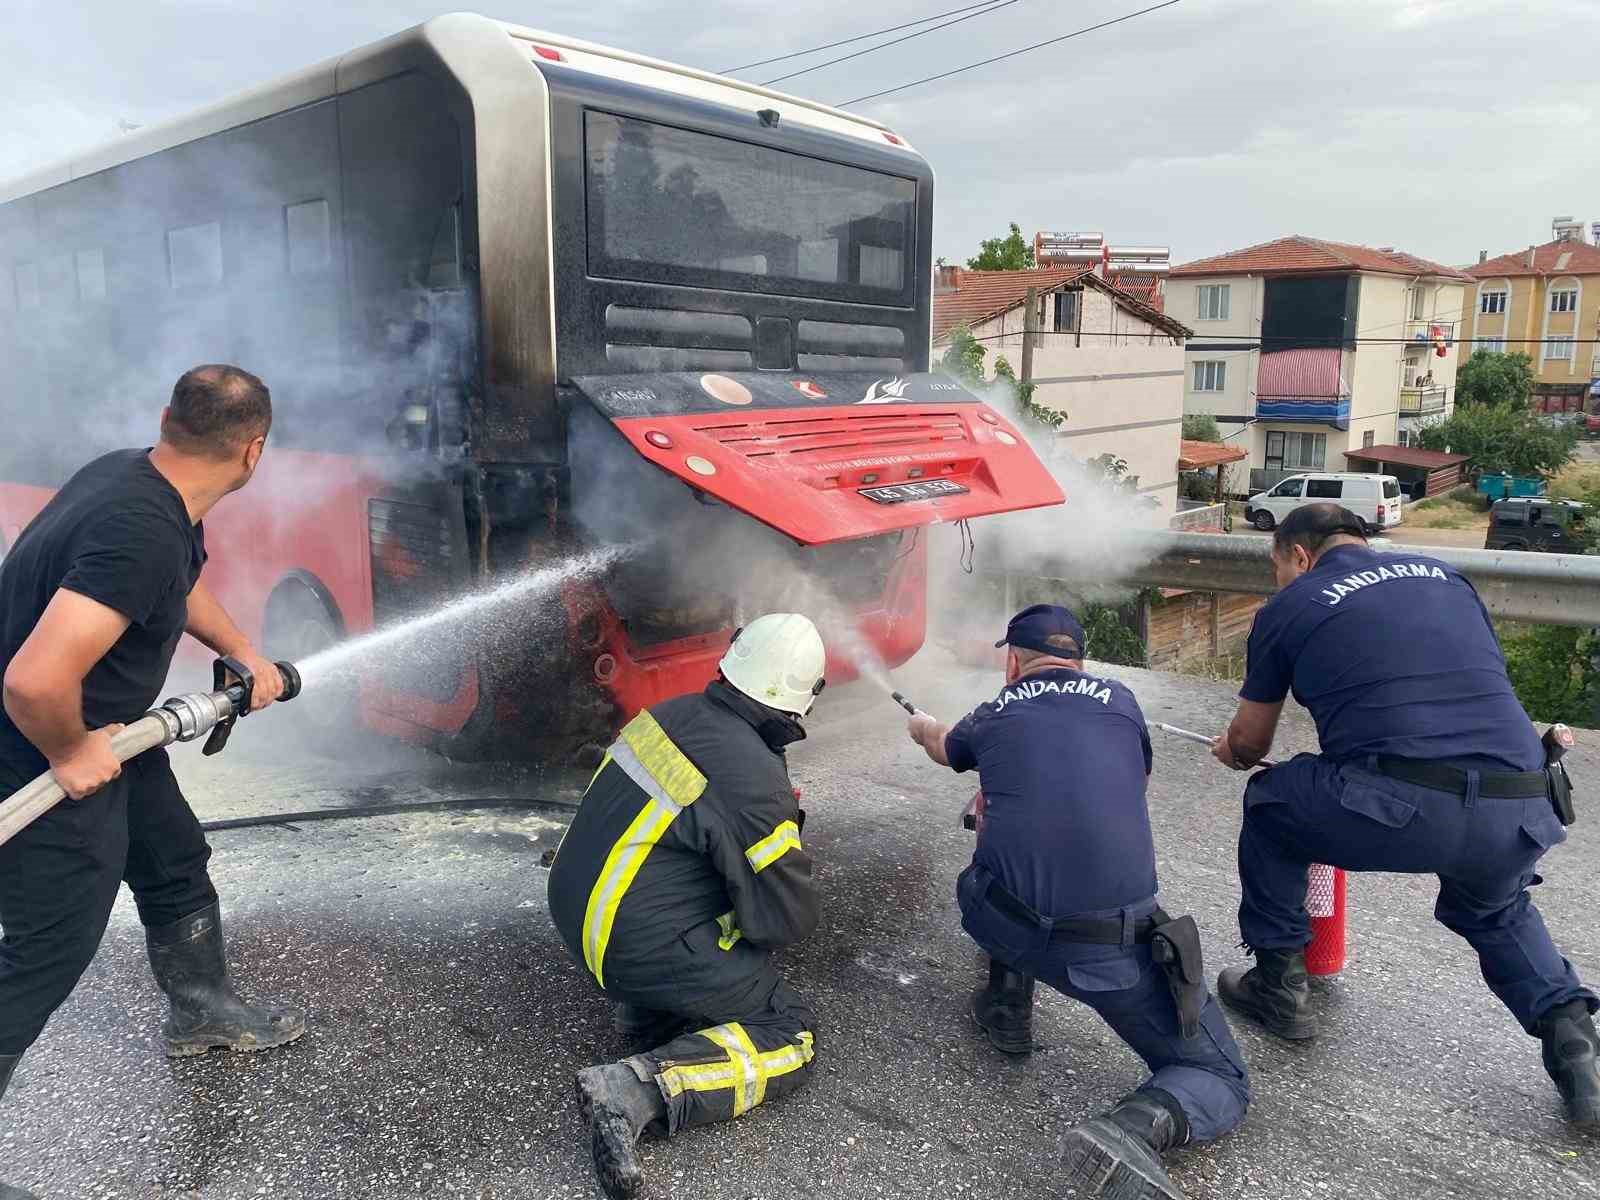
[720,0,1005,74]
[762,0,1020,87]
[963,328,1600,348]
[839,0,1185,106]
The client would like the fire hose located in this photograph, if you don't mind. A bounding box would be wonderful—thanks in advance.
[0,655,302,852]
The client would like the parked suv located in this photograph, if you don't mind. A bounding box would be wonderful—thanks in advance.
[1484,497,1589,553]
[1245,472,1404,534]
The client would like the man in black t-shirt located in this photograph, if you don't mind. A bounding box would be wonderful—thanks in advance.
[0,367,303,1197]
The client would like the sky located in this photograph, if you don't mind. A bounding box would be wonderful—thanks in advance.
[3,0,1597,269]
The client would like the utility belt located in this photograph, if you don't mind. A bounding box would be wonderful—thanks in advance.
[1372,755,1575,827]
[983,879,1207,1038]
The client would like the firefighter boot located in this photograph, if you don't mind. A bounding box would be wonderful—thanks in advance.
[0,1054,41,1200]
[1061,1089,1188,1200]
[146,903,307,1057]
[576,1061,668,1200]
[1540,999,1600,1131]
[1217,947,1318,1041]
[971,957,1035,1055]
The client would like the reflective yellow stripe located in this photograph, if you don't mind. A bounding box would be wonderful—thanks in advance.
[744,819,802,873]
[584,752,613,793]
[702,1023,761,1116]
[619,711,707,807]
[715,911,743,951]
[577,718,706,988]
[758,1031,815,1082]
[658,1061,740,1098]
[580,798,676,988]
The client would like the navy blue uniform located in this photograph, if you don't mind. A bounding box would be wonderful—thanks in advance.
[947,667,1250,1143]
[1237,544,1593,1031]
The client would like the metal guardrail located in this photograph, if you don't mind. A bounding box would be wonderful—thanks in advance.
[1120,532,1600,628]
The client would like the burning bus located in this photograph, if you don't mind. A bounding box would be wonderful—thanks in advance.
[0,14,1062,760]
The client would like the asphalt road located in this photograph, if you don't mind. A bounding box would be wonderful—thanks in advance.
[2,653,1597,1200]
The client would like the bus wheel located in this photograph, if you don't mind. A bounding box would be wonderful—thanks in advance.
[261,577,355,756]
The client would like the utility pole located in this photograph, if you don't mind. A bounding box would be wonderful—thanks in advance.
[1022,286,1038,390]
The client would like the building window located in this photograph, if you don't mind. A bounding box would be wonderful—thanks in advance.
[286,200,332,276]
[1197,284,1230,321]
[1545,336,1575,362]
[1397,429,1412,448]
[1476,338,1505,354]
[1479,289,1507,315]
[1550,288,1578,314]
[167,222,223,290]
[1192,360,1226,392]
[75,249,106,303]
[1265,430,1326,471]
[1362,429,1375,448]
[1052,290,1077,333]
[1409,288,1426,320]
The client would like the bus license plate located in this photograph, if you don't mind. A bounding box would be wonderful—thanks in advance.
[859,480,970,504]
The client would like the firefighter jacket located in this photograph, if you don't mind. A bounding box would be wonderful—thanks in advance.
[547,680,820,1008]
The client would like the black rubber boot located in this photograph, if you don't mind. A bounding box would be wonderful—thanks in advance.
[1540,999,1600,1131]
[576,1061,668,1200]
[1061,1089,1189,1200]
[612,1003,692,1053]
[1217,947,1318,1041]
[0,1054,41,1200]
[145,903,306,1057]
[971,957,1035,1055]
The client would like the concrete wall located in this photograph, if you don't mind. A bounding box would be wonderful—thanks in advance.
[958,286,1185,525]
[1167,273,1261,430]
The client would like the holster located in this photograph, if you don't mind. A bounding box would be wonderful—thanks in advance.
[1148,910,1206,1039]
[1547,762,1575,827]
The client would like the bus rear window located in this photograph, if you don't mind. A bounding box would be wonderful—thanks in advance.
[585,111,916,305]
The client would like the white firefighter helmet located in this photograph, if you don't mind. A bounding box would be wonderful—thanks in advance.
[719,613,827,716]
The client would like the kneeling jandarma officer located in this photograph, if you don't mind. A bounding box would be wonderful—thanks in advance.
[1212,502,1598,1130]
[908,604,1250,1200]
[547,613,825,1199]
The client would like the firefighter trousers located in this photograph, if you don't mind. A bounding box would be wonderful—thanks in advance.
[615,975,816,1136]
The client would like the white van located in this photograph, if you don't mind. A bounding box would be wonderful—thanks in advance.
[1244,472,1404,533]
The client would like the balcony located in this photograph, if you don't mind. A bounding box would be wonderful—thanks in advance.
[1405,319,1455,347]
[1398,386,1447,415]
[1254,347,1352,430]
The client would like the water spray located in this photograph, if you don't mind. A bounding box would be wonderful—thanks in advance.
[0,656,302,851]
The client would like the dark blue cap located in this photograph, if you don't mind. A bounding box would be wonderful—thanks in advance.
[994,603,1087,658]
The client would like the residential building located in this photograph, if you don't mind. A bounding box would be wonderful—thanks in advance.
[932,265,1191,522]
[1167,236,1470,491]
[1461,218,1600,414]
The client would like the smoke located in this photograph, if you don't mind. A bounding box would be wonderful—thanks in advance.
[923,371,1171,655]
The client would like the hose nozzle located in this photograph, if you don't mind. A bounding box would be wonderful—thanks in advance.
[891,690,917,716]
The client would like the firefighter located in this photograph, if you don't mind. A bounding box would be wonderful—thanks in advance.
[547,613,824,1200]
[1212,503,1598,1130]
[0,367,303,1199]
[908,604,1249,1200]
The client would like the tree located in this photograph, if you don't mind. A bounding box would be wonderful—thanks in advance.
[1501,624,1600,726]
[1417,403,1577,477]
[966,222,1035,271]
[938,325,1060,429]
[1182,412,1222,442]
[1455,351,1536,408]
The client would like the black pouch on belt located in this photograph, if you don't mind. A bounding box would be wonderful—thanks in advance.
[1148,911,1206,1039]
[1547,762,1575,827]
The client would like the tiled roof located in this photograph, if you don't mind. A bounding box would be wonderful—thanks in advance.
[1177,440,1248,470]
[1467,239,1600,279]
[1170,235,1472,281]
[931,266,1087,340]
[1343,444,1469,469]
[931,267,1188,342]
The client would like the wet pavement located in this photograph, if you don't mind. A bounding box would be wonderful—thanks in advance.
[2,652,1597,1199]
